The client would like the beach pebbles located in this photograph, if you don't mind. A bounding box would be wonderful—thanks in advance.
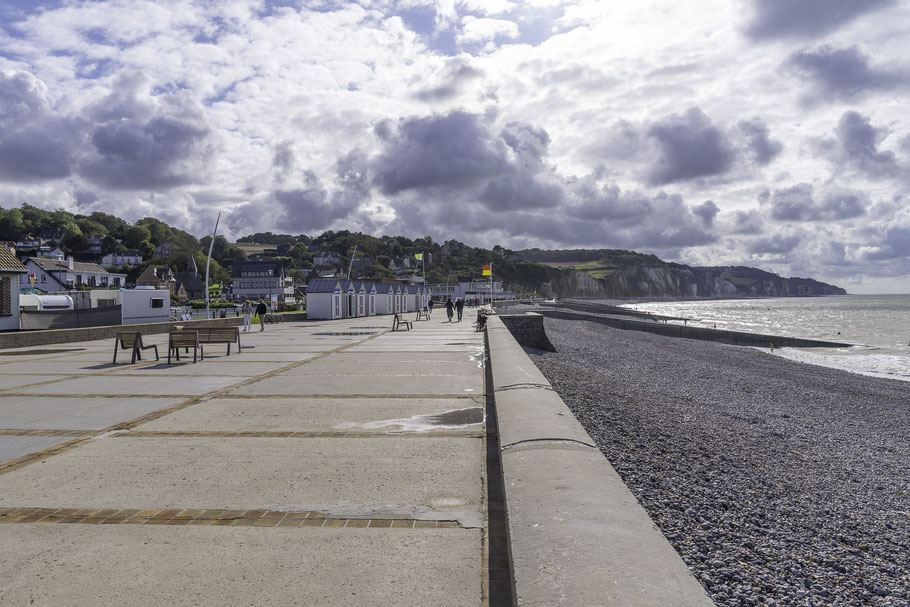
[526,316,910,607]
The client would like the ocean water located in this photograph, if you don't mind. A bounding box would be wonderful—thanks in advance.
[612,295,910,382]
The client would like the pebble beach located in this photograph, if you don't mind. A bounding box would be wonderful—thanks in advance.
[526,316,910,607]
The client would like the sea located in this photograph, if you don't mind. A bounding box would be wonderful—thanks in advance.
[610,294,910,382]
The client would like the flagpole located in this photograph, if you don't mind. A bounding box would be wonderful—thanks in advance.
[489,262,493,308]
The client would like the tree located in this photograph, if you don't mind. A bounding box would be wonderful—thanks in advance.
[0,208,24,240]
[75,218,108,237]
[125,225,152,249]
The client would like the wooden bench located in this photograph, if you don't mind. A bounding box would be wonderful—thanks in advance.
[168,331,203,363]
[196,327,242,355]
[416,308,430,321]
[392,313,412,331]
[112,331,159,364]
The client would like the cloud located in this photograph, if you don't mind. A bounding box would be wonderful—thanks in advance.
[692,200,719,227]
[0,70,83,181]
[736,118,783,165]
[815,111,903,180]
[457,16,519,46]
[645,108,735,185]
[745,0,895,40]
[371,111,507,194]
[762,183,868,222]
[414,57,485,102]
[80,73,216,190]
[787,45,906,104]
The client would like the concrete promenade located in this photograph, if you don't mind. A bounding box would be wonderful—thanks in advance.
[0,315,491,606]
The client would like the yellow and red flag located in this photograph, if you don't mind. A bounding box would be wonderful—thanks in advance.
[482,264,492,276]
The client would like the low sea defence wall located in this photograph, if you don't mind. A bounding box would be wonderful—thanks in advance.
[486,315,713,606]
[498,313,555,351]
[0,317,244,350]
[537,308,851,348]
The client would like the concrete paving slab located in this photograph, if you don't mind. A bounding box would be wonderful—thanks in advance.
[110,361,291,376]
[281,360,482,376]
[232,373,482,396]
[0,375,71,391]
[0,525,481,607]
[329,352,485,363]
[0,396,184,431]
[0,435,80,464]
[343,345,485,353]
[136,397,483,433]
[225,352,320,362]
[17,375,246,396]
[0,436,483,523]
[0,361,128,375]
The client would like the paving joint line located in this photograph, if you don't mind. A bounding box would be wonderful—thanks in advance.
[115,430,483,438]
[0,328,390,477]
[0,507,464,529]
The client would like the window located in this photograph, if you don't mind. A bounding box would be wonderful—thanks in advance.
[151,298,164,308]
[0,276,10,315]
[41,274,46,283]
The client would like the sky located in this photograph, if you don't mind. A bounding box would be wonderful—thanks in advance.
[0,0,909,293]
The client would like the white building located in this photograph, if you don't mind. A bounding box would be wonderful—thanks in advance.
[20,257,126,291]
[89,288,170,325]
[101,250,144,268]
[306,279,415,320]
[0,245,27,331]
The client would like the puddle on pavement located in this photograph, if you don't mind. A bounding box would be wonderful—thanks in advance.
[0,348,86,356]
[335,407,484,433]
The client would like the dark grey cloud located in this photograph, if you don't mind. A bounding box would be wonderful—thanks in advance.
[747,232,801,255]
[731,209,763,234]
[272,140,296,174]
[787,45,906,104]
[815,111,902,180]
[745,0,895,40]
[596,111,782,183]
[692,200,719,227]
[645,108,735,185]
[0,70,83,180]
[736,118,783,165]
[763,183,867,222]
[860,226,910,260]
[372,111,507,194]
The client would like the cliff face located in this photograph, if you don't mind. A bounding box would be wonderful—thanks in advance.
[547,265,846,299]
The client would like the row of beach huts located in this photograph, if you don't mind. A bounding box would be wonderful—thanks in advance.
[304,279,433,320]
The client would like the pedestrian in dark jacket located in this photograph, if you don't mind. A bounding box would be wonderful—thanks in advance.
[256,299,268,331]
[445,297,454,322]
[455,297,464,321]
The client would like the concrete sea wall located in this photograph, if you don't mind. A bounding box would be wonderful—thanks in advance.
[486,315,713,606]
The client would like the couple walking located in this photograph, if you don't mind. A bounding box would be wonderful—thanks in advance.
[242,299,269,332]
[445,297,464,322]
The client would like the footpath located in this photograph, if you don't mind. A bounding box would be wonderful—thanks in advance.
[0,315,491,606]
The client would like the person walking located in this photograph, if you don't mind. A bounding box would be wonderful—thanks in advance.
[242,299,253,332]
[256,299,268,331]
[445,297,454,322]
[455,297,464,322]
[428,299,434,314]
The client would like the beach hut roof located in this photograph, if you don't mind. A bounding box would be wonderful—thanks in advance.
[305,279,342,293]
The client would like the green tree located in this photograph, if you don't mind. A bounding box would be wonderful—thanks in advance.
[125,225,152,249]
[0,208,25,240]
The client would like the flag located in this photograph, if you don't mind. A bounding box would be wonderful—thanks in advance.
[415,253,423,261]
[482,264,491,276]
